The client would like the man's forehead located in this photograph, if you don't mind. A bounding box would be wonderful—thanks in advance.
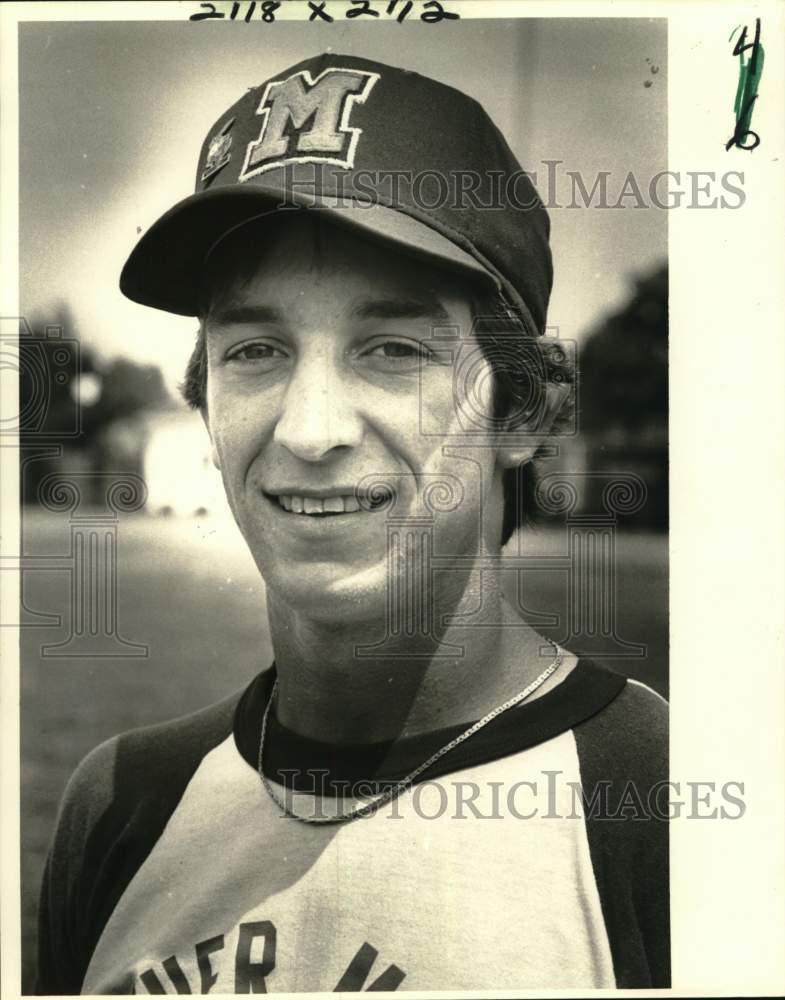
[206,290,456,327]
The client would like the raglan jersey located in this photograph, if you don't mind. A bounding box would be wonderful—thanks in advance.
[35,659,669,994]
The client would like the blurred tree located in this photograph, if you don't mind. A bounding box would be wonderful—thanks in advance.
[578,264,668,528]
[580,265,668,434]
[88,358,168,429]
[19,302,170,504]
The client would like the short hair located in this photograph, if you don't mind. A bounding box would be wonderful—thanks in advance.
[181,219,574,546]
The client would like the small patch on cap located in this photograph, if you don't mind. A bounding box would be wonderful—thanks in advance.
[201,117,236,183]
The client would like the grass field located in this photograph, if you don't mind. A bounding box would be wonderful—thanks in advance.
[18,509,667,993]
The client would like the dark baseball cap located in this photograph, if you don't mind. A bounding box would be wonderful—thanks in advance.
[120,52,552,336]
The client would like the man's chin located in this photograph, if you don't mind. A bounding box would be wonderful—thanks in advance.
[262,560,391,624]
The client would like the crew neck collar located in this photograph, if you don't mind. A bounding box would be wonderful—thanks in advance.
[233,659,626,794]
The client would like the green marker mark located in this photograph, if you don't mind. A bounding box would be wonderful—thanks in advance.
[727,19,764,151]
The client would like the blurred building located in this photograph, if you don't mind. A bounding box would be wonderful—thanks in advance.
[139,407,229,517]
[18,313,229,517]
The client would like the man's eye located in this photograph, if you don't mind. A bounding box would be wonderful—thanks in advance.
[365,340,432,362]
[226,343,284,362]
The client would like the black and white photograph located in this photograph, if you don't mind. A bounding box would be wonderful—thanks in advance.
[1,1,783,997]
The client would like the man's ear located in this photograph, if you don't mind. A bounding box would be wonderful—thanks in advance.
[199,406,221,471]
[495,381,571,470]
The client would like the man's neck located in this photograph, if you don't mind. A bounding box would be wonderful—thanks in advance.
[266,570,564,744]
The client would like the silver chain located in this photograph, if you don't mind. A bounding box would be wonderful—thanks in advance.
[257,650,564,824]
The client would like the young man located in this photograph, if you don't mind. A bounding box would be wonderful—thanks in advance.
[37,53,668,993]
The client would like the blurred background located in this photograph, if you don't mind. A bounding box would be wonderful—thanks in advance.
[17,15,666,992]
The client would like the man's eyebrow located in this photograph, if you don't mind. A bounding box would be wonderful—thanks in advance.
[351,296,452,322]
[206,296,453,327]
[206,304,284,326]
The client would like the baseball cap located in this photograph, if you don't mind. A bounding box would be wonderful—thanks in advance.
[120,53,552,336]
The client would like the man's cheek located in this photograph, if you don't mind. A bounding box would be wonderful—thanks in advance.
[212,416,255,473]
[418,445,489,539]
[418,369,494,441]
[207,436,221,472]
[412,399,457,447]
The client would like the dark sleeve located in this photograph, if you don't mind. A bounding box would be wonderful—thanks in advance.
[35,691,242,995]
[35,738,119,995]
[573,679,670,988]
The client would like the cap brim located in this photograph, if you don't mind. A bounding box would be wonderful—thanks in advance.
[120,185,497,317]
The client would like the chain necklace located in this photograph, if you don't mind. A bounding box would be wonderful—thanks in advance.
[257,650,564,825]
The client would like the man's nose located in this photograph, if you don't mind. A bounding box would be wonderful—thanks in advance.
[273,354,364,462]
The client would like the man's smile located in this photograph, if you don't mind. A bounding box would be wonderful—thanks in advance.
[262,488,395,518]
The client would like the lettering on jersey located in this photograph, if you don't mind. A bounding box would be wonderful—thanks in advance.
[239,67,379,181]
[135,922,405,993]
[139,955,191,994]
[235,921,276,992]
[196,935,224,993]
[334,941,406,991]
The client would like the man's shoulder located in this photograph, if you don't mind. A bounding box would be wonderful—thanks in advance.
[590,674,668,728]
[38,688,251,995]
[573,673,668,784]
[60,687,245,832]
[590,675,668,742]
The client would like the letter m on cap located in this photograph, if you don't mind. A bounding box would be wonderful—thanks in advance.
[239,67,379,181]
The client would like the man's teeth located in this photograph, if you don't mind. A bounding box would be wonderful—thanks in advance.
[277,495,362,514]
